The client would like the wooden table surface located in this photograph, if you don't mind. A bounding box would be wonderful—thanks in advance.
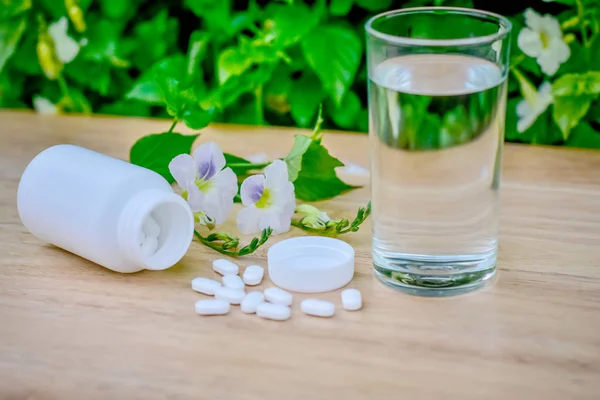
[1,110,599,399]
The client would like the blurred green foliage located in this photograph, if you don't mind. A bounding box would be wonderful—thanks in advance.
[1,0,600,149]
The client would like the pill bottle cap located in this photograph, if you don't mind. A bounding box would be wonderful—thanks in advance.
[267,236,355,293]
[117,189,194,271]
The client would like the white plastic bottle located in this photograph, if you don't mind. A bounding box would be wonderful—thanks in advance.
[17,144,195,273]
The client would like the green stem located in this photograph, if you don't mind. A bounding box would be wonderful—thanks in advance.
[194,230,238,256]
[510,54,526,70]
[576,0,590,48]
[57,74,71,102]
[226,162,271,169]
[254,84,264,125]
[168,119,178,133]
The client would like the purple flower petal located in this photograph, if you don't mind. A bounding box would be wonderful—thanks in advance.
[240,174,266,206]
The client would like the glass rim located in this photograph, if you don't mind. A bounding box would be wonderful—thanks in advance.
[365,7,512,47]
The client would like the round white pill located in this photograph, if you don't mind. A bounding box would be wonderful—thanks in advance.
[213,259,239,276]
[215,287,245,305]
[140,236,158,256]
[243,265,264,285]
[264,287,292,306]
[142,215,161,237]
[256,303,291,321]
[241,291,265,314]
[191,277,222,295]
[222,275,245,291]
[195,299,230,315]
[301,299,335,317]
[341,288,362,311]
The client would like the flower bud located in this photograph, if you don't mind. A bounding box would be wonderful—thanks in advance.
[65,0,86,32]
[36,28,63,80]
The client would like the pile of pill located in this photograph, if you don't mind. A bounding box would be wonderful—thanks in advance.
[192,258,363,321]
[140,215,161,256]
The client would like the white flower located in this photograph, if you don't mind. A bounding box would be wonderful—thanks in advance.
[33,96,58,115]
[517,9,570,76]
[237,160,295,235]
[168,142,238,225]
[516,81,553,132]
[48,17,80,63]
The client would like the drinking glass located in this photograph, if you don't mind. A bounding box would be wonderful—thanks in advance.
[366,7,511,295]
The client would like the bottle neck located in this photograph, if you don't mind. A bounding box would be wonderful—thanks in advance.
[117,189,194,271]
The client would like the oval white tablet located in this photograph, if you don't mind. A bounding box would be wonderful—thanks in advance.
[141,236,158,256]
[194,299,230,315]
[241,292,265,314]
[213,259,239,276]
[215,287,245,305]
[243,265,264,286]
[256,303,291,321]
[142,215,161,237]
[264,287,292,306]
[222,275,245,291]
[301,299,335,317]
[191,277,222,295]
[341,288,362,311]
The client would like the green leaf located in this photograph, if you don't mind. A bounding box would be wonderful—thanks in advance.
[289,73,326,127]
[330,91,361,129]
[0,15,27,73]
[187,30,210,77]
[61,87,92,114]
[330,0,353,16]
[357,109,369,132]
[99,0,129,19]
[126,74,165,104]
[552,95,594,139]
[284,135,312,181]
[268,2,316,48]
[301,25,362,106]
[98,101,151,118]
[64,60,112,95]
[224,153,264,175]
[566,122,600,149]
[145,55,214,130]
[284,135,357,201]
[216,63,274,108]
[553,72,600,97]
[130,132,199,183]
[79,19,128,67]
[0,0,31,19]
[217,47,252,84]
[184,0,231,35]
[355,0,391,11]
[129,10,178,69]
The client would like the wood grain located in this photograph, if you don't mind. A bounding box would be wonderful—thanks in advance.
[0,110,599,400]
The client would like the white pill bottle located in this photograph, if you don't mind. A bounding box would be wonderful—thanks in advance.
[17,144,195,273]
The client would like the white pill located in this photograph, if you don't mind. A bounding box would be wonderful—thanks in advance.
[195,299,230,315]
[215,287,245,305]
[243,265,264,285]
[264,287,292,306]
[142,215,161,237]
[213,259,239,276]
[222,275,245,291]
[140,236,158,256]
[241,291,265,314]
[191,277,222,295]
[301,299,335,317]
[256,303,291,321]
[341,288,362,311]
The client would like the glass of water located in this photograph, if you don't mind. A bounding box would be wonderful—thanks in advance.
[366,8,511,296]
